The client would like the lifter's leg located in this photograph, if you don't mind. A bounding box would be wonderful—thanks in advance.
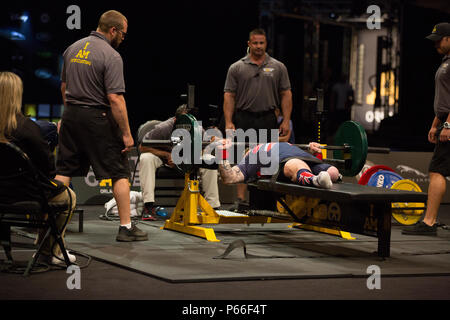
[284,159,333,189]
[326,166,340,182]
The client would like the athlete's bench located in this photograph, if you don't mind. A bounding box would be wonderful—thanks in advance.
[247,180,428,257]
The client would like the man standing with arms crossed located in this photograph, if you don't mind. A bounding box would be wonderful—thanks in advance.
[56,10,148,241]
[403,23,450,235]
[222,28,293,208]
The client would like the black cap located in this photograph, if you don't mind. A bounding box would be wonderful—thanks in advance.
[426,22,450,41]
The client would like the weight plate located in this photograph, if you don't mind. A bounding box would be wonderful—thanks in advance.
[173,113,202,173]
[367,170,403,189]
[358,165,395,185]
[333,121,368,176]
[391,180,424,225]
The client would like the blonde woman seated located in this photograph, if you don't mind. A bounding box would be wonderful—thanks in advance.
[0,71,77,265]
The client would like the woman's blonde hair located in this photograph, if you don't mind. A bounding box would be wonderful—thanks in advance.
[0,72,23,142]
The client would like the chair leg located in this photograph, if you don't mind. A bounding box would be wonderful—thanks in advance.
[0,224,13,262]
[23,228,51,277]
[47,215,72,267]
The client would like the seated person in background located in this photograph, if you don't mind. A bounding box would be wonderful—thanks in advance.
[218,140,340,189]
[275,107,295,144]
[0,71,77,265]
[139,105,221,220]
[34,120,59,153]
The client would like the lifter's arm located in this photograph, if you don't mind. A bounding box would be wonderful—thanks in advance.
[219,160,245,184]
[108,93,134,153]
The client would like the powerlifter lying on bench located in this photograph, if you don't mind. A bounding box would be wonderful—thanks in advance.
[216,140,428,258]
[217,140,341,188]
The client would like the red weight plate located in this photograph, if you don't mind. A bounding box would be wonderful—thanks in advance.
[358,165,395,185]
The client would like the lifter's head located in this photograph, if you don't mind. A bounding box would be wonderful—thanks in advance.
[0,72,23,142]
[97,10,128,48]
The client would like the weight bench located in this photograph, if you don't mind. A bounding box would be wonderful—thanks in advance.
[247,179,428,257]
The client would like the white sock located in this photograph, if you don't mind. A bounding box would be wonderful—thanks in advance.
[121,223,132,230]
[313,171,333,189]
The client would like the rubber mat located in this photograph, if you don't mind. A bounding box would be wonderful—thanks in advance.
[62,217,450,283]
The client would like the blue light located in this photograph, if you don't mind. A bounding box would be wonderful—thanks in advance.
[35,68,52,79]
[20,14,29,23]
[0,29,26,40]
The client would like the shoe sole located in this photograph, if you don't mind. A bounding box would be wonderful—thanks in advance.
[116,235,149,242]
[401,231,437,236]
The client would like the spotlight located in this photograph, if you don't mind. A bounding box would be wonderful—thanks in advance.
[20,13,29,23]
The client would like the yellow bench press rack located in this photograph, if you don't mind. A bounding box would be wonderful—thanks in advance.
[162,174,354,242]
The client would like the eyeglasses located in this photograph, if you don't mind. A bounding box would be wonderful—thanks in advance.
[114,28,127,39]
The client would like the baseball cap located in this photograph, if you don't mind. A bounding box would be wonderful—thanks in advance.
[426,22,450,41]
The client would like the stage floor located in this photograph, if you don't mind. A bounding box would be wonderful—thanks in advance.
[64,206,450,283]
[1,204,450,300]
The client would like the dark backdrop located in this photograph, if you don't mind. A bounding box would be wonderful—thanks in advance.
[1,0,449,151]
[1,0,260,134]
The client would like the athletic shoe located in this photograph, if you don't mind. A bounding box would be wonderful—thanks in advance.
[402,221,437,236]
[50,251,77,265]
[141,206,158,221]
[313,171,333,189]
[116,224,149,242]
[34,250,76,266]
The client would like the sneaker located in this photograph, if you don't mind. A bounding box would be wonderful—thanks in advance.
[141,206,158,221]
[50,251,77,265]
[34,250,76,265]
[116,224,149,242]
[313,171,333,189]
[402,221,437,236]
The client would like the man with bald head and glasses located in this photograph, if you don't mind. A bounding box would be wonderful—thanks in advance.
[56,10,148,242]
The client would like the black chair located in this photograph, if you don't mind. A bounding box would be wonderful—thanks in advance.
[0,142,74,276]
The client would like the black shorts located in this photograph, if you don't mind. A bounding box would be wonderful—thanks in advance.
[429,128,450,177]
[56,105,131,180]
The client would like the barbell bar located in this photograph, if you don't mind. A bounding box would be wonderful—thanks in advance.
[141,115,389,176]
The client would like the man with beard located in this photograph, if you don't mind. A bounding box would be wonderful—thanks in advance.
[56,10,148,242]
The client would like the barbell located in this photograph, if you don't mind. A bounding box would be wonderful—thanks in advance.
[141,113,389,176]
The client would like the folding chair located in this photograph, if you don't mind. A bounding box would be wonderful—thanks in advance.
[0,142,73,276]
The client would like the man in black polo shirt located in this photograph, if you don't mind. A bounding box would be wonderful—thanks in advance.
[403,22,450,236]
[56,10,147,242]
[221,28,293,209]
